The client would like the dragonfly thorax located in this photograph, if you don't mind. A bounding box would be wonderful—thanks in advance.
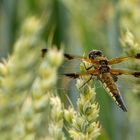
[99,65,110,73]
[99,60,110,73]
[99,60,108,66]
[88,50,102,59]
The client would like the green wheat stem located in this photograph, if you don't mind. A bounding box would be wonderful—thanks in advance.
[64,63,100,140]
[0,16,66,140]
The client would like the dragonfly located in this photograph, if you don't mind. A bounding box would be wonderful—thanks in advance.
[42,48,140,112]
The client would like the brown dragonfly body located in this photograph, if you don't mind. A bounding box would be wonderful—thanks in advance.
[99,72,126,111]
[42,48,140,112]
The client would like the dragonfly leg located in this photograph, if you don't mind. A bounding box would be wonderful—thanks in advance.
[82,62,93,71]
[79,75,93,89]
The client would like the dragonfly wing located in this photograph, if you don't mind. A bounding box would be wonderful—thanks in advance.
[109,53,140,65]
[41,48,99,64]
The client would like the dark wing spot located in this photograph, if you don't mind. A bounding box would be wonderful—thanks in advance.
[64,54,74,60]
[135,53,140,59]
[133,72,140,77]
[41,48,48,57]
[64,73,80,79]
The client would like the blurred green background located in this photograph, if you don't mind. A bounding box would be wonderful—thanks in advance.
[0,0,140,140]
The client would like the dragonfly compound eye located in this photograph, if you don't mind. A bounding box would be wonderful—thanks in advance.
[88,50,102,59]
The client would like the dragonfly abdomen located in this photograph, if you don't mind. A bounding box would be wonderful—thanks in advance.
[101,73,127,112]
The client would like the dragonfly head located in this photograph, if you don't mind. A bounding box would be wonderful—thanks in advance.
[88,50,102,59]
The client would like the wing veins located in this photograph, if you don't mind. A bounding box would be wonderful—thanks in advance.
[110,69,140,78]
[109,53,140,65]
